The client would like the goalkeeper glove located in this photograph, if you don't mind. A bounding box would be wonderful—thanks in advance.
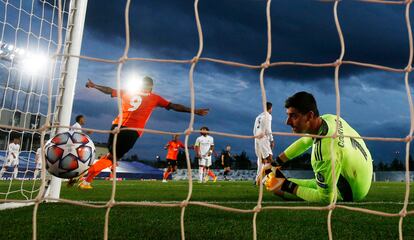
[264,167,298,195]
[257,162,280,185]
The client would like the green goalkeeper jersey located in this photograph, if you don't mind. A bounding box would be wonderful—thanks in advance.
[284,114,373,202]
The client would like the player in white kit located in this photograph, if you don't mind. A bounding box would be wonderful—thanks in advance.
[34,147,42,179]
[0,137,21,179]
[253,102,274,184]
[194,127,216,183]
[71,114,93,134]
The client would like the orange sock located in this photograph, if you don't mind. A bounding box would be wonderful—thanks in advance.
[208,170,216,178]
[163,170,171,180]
[85,157,113,183]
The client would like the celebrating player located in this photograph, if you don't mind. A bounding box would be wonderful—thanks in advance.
[221,145,233,181]
[194,126,216,183]
[264,91,373,203]
[0,137,21,179]
[253,102,274,184]
[72,76,209,189]
[162,135,185,182]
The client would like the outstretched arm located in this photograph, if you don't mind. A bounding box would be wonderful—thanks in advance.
[293,138,341,203]
[167,103,209,116]
[276,136,313,165]
[85,79,113,95]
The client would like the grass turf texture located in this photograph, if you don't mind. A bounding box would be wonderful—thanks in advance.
[0,181,413,240]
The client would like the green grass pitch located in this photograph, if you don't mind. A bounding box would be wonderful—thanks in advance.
[0,180,413,240]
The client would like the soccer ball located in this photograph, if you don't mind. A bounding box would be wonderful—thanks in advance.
[44,131,95,179]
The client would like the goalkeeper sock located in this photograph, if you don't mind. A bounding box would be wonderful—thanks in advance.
[85,157,113,183]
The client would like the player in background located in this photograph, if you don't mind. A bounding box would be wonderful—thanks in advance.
[221,145,233,181]
[34,147,42,179]
[71,114,93,134]
[0,137,21,179]
[263,92,373,203]
[253,102,274,185]
[72,76,209,189]
[162,135,185,182]
[194,127,216,183]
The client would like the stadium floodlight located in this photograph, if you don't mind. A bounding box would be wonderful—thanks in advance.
[21,53,49,75]
[125,72,144,94]
[0,42,50,75]
[0,43,25,62]
[16,48,25,55]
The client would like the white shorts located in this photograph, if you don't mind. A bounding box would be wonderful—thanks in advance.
[199,156,212,167]
[4,156,19,167]
[36,161,42,169]
[255,138,272,160]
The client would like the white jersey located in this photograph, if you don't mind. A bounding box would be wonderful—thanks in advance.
[71,122,82,133]
[7,143,20,160]
[253,112,273,141]
[195,135,214,157]
[35,148,42,169]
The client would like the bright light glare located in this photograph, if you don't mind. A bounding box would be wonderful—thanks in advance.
[21,53,48,75]
[125,73,143,94]
[17,48,25,55]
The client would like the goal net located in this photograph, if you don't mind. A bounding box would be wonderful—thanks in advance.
[0,0,74,207]
[0,0,413,240]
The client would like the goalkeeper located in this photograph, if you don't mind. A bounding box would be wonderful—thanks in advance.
[264,91,373,203]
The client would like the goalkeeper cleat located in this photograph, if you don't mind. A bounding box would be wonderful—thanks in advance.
[264,172,285,192]
[67,170,88,188]
[78,181,93,190]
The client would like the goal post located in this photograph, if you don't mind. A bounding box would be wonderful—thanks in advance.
[0,0,88,206]
[46,0,88,200]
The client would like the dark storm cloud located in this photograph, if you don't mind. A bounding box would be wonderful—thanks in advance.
[73,99,118,118]
[85,0,409,84]
[361,120,410,162]
[76,1,414,162]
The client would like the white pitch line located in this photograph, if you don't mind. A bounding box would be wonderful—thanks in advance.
[73,200,414,205]
[0,202,35,211]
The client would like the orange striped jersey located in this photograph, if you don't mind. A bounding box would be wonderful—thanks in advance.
[166,140,185,160]
[111,90,170,135]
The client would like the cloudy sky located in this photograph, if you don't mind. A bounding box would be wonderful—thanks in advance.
[70,0,413,164]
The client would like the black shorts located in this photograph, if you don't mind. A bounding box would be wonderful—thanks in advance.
[107,124,139,160]
[337,175,353,201]
[222,160,231,168]
[167,159,177,167]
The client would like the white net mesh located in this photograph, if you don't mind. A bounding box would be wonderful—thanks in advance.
[0,0,69,200]
[0,0,413,239]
